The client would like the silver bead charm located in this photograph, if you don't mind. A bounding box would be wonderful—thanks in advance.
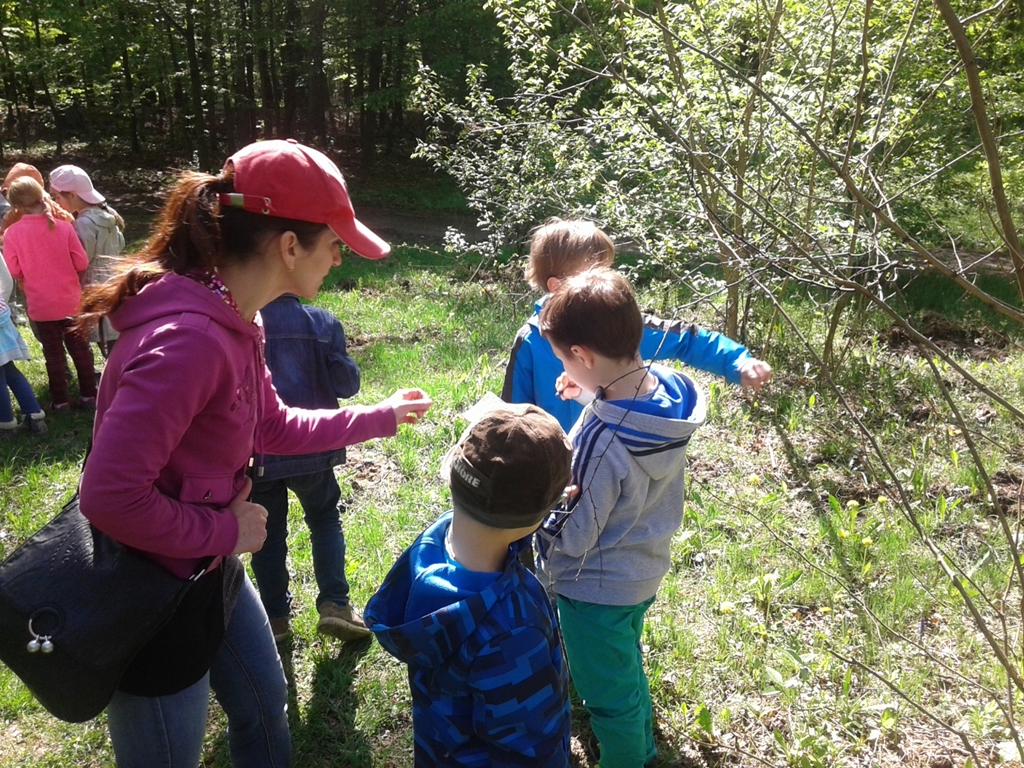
[26,617,54,655]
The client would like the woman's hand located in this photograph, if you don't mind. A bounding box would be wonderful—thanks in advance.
[387,388,433,425]
[229,477,269,555]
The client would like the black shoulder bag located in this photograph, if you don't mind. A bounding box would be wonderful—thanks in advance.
[0,488,214,723]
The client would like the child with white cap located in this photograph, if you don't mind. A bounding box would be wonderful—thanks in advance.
[49,164,125,356]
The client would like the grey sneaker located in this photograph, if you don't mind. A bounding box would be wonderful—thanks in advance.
[0,419,17,438]
[23,412,47,435]
[317,602,372,641]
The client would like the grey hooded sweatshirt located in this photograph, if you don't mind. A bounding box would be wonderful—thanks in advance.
[537,364,705,606]
[76,205,125,284]
[76,205,125,345]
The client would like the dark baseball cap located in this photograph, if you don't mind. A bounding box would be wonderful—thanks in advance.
[445,403,572,529]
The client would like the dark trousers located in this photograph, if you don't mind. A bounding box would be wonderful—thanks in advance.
[34,318,97,405]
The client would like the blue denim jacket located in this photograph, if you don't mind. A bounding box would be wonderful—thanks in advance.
[257,294,360,480]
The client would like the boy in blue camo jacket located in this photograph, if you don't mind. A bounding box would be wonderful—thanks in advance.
[366,403,573,767]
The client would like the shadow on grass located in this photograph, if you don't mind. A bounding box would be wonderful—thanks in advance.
[201,636,373,768]
[293,637,374,767]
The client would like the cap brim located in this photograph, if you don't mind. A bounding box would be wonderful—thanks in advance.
[80,190,105,205]
[329,215,390,260]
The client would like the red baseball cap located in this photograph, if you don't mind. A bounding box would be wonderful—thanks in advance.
[220,139,389,260]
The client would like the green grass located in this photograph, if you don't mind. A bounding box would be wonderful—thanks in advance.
[2,244,1024,766]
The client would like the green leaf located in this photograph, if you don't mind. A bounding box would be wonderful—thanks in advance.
[697,704,713,735]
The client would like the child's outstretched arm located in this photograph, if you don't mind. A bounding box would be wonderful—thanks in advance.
[640,314,770,389]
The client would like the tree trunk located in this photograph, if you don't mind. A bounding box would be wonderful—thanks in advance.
[118,8,141,154]
[307,0,329,143]
[280,0,300,138]
[182,0,212,167]
[31,9,63,155]
[235,0,257,143]
[253,0,276,136]
[201,0,218,159]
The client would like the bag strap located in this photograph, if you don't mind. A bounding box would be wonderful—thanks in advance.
[80,441,217,582]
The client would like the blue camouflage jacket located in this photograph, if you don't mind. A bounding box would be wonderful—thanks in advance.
[256,294,360,479]
[501,295,752,432]
[366,512,571,767]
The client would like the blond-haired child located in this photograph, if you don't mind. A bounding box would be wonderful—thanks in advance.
[502,217,772,432]
[3,176,96,411]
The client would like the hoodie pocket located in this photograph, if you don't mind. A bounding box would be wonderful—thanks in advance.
[180,473,237,506]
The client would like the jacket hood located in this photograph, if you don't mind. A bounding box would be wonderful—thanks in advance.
[367,524,523,670]
[78,205,119,232]
[1,163,42,193]
[588,365,705,482]
[110,272,257,340]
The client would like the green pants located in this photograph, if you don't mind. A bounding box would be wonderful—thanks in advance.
[557,595,657,768]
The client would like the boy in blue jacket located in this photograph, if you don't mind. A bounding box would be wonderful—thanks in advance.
[366,403,573,767]
[501,218,772,432]
[536,267,706,768]
[251,293,368,642]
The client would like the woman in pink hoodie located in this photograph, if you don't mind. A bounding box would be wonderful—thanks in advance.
[77,140,432,767]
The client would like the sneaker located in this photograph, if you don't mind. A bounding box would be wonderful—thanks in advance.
[51,402,71,413]
[23,412,47,435]
[317,602,372,641]
[0,419,18,438]
[269,615,290,644]
[75,397,97,411]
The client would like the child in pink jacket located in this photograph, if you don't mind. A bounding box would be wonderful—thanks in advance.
[3,176,97,410]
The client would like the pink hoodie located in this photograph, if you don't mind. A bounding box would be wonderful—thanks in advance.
[3,213,88,321]
[80,273,397,579]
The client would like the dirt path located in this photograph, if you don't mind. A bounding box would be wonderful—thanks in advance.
[355,206,485,246]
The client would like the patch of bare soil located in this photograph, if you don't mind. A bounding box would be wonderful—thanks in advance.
[887,312,1010,360]
[923,247,1018,277]
[356,206,484,247]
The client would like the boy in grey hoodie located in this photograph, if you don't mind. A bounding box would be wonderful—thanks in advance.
[536,267,707,768]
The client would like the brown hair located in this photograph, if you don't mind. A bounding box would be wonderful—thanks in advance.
[79,168,328,325]
[539,267,643,361]
[524,218,615,292]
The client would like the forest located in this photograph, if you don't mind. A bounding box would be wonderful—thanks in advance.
[3,0,1024,765]
[0,0,509,166]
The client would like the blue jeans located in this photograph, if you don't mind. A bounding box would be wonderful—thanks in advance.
[0,361,42,422]
[107,574,290,767]
[250,469,349,618]
[557,595,657,768]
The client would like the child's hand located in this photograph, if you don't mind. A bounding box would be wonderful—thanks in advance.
[387,388,433,424]
[739,358,773,391]
[555,372,583,401]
